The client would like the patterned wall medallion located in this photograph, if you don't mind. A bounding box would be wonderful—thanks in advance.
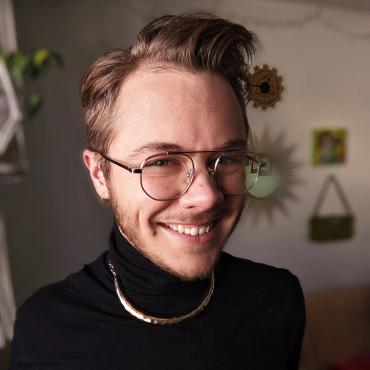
[249,64,283,109]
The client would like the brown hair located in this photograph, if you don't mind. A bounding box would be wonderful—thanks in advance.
[81,13,256,162]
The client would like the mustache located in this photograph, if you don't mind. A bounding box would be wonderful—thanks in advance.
[158,207,228,224]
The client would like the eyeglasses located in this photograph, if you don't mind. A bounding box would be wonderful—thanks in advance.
[98,149,261,201]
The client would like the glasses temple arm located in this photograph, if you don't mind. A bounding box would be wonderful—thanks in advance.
[100,154,142,174]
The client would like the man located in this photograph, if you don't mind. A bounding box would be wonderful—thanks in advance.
[10,13,305,370]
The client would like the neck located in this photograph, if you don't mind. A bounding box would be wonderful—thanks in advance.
[108,223,212,317]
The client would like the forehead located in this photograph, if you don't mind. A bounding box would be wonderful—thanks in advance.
[110,68,246,157]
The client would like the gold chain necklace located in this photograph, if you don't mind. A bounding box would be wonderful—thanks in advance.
[107,258,215,325]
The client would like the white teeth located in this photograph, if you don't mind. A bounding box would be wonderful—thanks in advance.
[190,227,198,236]
[165,223,213,236]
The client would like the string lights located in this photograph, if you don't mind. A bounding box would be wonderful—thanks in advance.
[218,3,370,42]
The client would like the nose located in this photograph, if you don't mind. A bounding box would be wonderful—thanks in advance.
[179,167,224,209]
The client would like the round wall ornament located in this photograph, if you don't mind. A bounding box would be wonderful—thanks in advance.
[246,126,303,223]
[249,64,283,109]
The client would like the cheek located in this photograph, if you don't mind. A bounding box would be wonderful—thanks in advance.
[108,172,140,218]
[109,167,139,200]
[226,193,244,209]
[110,174,168,232]
[225,195,245,221]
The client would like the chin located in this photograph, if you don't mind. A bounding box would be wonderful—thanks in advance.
[155,249,220,281]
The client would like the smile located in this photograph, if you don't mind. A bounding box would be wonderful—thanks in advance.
[164,223,213,236]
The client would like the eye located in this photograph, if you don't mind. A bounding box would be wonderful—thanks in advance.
[218,153,241,165]
[151,159,172,167]
[144,155,184,169]
[218,156,233,165]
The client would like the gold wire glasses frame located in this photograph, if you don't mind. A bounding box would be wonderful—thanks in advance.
[97,149,262,201]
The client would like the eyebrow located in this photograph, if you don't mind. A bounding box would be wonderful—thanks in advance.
[127,139,248,159]
[127,143,182,160]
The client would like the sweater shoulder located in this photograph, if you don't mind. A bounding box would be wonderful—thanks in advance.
[22,253,104,307]
[10,252,117,367]
[219,251,298,280]
[14,252,110,335]
[218,251,304,308]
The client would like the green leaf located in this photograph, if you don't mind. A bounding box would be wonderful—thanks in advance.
[50,50,64,67]
[30,48,64,79]
[5,51,30,89]
[0,48,64,117]
[33,48,50,68]
[27,93,42,116]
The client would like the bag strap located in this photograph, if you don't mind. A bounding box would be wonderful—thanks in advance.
[312,174,352,216]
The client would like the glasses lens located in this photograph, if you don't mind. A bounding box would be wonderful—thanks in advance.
[215,152,260,195]
[141,154,193,200]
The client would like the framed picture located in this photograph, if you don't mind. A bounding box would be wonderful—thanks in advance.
[312,128,346,165]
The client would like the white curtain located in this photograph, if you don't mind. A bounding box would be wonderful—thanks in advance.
[0,0,18,348]
[0,215,16,348]
[0,0,17,52]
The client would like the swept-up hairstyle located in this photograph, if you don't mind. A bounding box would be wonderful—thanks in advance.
[81,13,256,161]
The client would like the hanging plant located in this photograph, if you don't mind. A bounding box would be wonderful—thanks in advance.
[0,48,63,117]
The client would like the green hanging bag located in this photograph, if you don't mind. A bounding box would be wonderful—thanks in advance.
[309,175,354,242]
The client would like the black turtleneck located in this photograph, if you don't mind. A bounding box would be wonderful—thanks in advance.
[108,223,212,317]
[10,224,305,370]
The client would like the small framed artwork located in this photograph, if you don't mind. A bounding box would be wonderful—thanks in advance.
[312,128,347,165]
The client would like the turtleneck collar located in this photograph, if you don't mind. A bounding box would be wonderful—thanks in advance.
[107,222,212,317]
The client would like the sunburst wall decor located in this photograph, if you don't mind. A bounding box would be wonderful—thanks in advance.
[247,127,303,223]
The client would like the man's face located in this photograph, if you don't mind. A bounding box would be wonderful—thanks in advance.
[104,69,246,280]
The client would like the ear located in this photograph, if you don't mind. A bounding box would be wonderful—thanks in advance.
[83,149,110,200]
